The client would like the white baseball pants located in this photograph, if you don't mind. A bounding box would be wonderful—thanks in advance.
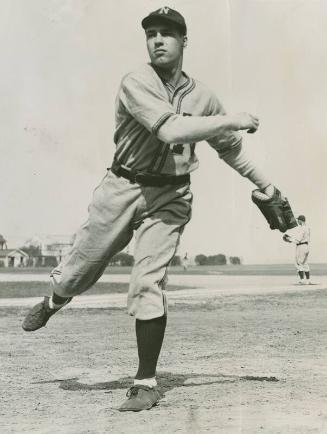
[50,170,192,319]
[295,244,310,272]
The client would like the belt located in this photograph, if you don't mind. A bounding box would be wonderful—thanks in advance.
[110,162,190,187]
[297,242,308,246]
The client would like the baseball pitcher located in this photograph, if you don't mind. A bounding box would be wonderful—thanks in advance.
[22,7,294,411]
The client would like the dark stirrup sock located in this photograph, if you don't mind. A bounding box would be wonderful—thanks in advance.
[135,314,167,380]
[305,271,310,280]
[298,271,304,280]
[52,292,71,306]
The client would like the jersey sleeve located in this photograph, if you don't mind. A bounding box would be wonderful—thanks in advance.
[218,144,271,189]
[119,72,176,135]
[205,92,270,189]
[205,93,243,153]
[284,228,299,244]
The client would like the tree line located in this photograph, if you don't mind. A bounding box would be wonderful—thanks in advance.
[109,252,242,266]
[19,245,241,267]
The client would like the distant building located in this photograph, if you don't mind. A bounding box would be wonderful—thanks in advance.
[38,235,73,266]
[19,234,74,267]
[0,249,29,267]
[41,241,72,264]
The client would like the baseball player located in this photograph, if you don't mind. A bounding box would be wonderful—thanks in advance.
[283,215,311,284]
[22,7,279,411]
[182,252,189,271]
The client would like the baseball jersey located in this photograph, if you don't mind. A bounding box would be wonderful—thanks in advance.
[113,63,269,188]
[288,224,310,244]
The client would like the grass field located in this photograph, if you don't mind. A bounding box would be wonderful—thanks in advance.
[1,263,326,276]
[1,263,326,300]
[0,281,192,299]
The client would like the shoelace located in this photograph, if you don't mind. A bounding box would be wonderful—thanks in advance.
[126,385,152,398]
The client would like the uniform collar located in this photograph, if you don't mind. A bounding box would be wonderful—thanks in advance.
[149,63,190,92]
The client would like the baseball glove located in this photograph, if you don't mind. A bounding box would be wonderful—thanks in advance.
[251,186,298,233]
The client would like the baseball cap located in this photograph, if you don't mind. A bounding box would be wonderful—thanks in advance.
[141,6,187,35]
[297,215,306,222]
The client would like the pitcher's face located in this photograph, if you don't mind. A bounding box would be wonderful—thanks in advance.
[145,23,186,69]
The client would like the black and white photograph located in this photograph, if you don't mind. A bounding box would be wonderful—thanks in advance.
[1,0,327,432]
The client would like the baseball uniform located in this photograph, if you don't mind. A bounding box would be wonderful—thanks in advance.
[286,224,310,273]
[22,5,276,413]
[50,63,271,320]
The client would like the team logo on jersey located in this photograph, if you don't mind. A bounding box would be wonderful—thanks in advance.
[172,113,195,155]
[159,7,170,15]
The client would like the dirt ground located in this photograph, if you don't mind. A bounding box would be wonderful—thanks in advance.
[2,282,327,433]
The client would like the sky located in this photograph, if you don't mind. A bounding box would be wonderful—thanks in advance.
[1,0,327,264]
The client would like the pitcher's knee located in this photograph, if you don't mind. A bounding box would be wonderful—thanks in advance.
[128,275,167,320]
[50,268,91,297]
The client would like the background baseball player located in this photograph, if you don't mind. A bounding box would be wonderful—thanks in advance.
[22,7,283,411]
[182,252,189,271]
[283,215,311,284]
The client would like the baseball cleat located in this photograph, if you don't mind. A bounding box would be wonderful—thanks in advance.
[22,296,72,331]
[118,385,163,412]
